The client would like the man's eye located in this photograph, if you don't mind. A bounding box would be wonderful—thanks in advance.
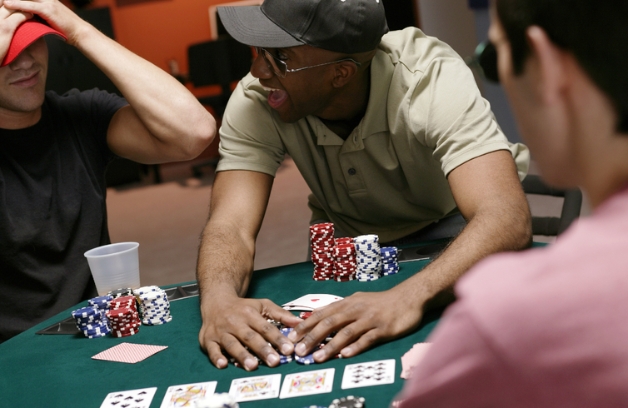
[276,50,289,61]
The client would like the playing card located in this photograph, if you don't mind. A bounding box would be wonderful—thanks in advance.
[159,381,218,408]
[100,387,157,408]
[282,294,343,311]
[92,342,168,364]
[279,368,335,399]
[341,359,396,389]
[228,374,281,402]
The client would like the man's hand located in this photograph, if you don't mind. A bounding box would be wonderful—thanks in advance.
[3,0,87,46]
[0,1,31,60]
[199,295,302,371]
[287,288,424,363]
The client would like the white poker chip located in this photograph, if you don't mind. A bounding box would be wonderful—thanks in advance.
[194,392,239,408]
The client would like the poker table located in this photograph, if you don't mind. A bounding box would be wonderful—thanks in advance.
[0,248,456,407]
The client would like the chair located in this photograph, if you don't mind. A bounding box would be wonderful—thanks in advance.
[187,37,253,176]
[522,174,583,236]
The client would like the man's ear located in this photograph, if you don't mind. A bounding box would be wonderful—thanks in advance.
[331,60,359,88]
[526,26,569,105]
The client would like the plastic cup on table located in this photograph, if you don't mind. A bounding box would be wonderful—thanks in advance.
[84,242,140,295]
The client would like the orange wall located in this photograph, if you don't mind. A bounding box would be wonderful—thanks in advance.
[89,0,226,72]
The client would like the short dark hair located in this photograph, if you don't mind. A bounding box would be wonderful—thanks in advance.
[496,0,628,132]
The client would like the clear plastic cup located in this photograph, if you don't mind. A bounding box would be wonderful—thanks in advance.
[84,242,140,295]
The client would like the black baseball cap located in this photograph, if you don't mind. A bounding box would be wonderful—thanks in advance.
[217,0,389,54]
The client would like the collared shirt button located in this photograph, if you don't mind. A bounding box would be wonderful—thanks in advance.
[348,168,357,175]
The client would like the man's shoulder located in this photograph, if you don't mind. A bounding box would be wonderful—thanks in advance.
[378,27,464,72]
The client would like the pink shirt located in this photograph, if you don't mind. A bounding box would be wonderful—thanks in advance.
[397,186,628,407]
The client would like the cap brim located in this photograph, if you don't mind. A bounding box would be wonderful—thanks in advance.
[1,20,66,67]
[217,6,303,48]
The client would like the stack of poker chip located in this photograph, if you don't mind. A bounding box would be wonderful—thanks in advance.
[354,234,383,281]
[333,241,357,281]
[88,294,112,312]
[310,223,336,281]
[71,306,111,338]
[107,295,141,337]
[107,287,134,299]
[134,286,173,325]
[380,246,400,276]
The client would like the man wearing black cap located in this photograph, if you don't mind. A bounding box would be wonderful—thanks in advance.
[196,0,531,370]
[0,0,215,343]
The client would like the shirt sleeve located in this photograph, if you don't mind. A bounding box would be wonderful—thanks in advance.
[216,75,287,176]
[409,56,529,179]
[396,301,513,408]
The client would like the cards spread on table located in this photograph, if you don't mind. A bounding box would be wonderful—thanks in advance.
[100,387,157,408]
[159,381,218,408]
[92,342,168,364]
[341,359,396,389]
[282,294,343,311]
[279,368,335,399]
[229,374,281,402]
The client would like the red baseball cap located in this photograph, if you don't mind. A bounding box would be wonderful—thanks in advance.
[1,19,66,67]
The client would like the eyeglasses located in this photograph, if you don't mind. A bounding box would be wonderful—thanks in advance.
[255,47,362,78]
[466,40,499,83]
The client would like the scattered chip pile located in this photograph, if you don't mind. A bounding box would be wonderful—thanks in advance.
[71,306,110,338]
[107,294,141,338]
[134,286,173,325]
[354,234,383,281]
[310,223,336,280]
[380,246,400,276]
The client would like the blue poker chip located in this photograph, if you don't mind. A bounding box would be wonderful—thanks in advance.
[279,354,293,364]
[280,327,293,337]
[295,353,316,365]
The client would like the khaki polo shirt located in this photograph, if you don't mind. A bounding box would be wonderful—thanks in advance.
[217,27,529,242]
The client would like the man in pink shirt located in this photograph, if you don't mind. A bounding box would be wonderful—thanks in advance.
[396,0,628,406]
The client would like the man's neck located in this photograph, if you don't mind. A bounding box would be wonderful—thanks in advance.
[318,66,371,140]
[0,108,42,130]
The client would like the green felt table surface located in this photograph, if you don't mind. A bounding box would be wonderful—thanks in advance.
[0,258,439,407]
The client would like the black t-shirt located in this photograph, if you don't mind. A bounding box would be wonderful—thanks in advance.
[0,89,127,342]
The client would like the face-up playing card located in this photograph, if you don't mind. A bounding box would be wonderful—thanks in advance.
[100,387,157,408]
[341,359,396,389]
[228,374,281,402]
[159,381,218,408]
[279,368,335,399]
[282,294,343,311]
[92,342,168,364]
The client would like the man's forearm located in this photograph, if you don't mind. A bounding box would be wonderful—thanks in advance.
[405,206,532,312]
[73,23,213,156]
[196,222,257,305]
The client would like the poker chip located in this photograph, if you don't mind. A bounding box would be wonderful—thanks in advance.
[310,223,337,280]
[295,353,316,365]
[71,306,111,338]
[107,287,134,299]
[137,287,173,325]
[329,395,366,408]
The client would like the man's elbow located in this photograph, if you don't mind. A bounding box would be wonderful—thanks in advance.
[180,114,217,160]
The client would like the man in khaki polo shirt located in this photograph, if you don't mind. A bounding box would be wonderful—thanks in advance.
[197,0,532,371]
